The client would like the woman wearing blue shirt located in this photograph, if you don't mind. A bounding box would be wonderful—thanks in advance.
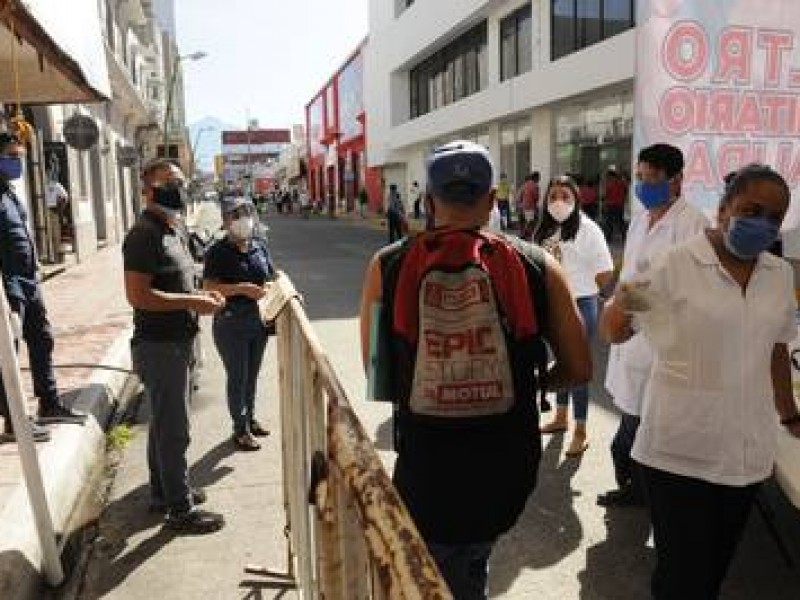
[203,197,275,451]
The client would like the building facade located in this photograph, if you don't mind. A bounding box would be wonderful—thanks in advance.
[305,40,383,213]
[1,0,189,265]
[366,0,636,207]
[221,128,291,195]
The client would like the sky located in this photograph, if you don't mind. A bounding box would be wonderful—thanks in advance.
[176,0,369,130]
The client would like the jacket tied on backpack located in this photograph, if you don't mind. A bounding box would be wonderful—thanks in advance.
[379,228,548,544]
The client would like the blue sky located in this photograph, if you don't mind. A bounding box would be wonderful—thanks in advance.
[176,0,369,129]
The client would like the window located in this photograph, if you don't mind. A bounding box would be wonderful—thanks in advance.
[500,4,533,81]
[551,0,635,61]
[409,22,488,119]
[500,120,532,191]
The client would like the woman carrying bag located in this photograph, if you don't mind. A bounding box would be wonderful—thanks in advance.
[203,197,275,451]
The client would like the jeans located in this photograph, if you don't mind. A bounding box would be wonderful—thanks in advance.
[388,212,404,243]
[212,302,269,435]
[0,287,59,422]
[555,295,598,421]
[131,338,194,512]
[642,464,760,600]
[427,541,494,600]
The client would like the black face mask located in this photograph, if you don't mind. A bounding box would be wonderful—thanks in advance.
[152,182,187,211]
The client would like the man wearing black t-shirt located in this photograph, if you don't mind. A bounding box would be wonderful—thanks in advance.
[123,159,226,534]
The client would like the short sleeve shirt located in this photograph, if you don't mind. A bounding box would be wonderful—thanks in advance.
[203,236,275,306]
[544,214,613,298]
[631,234,796,486]
[123,211,198,341]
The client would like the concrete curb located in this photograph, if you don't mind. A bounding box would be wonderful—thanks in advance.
[0,328,135,599]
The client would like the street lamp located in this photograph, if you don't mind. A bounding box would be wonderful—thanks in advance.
[162,51,207,160]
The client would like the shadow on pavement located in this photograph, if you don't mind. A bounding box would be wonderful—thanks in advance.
[489,434,584,596]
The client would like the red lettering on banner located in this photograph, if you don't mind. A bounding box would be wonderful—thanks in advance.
[758,30,794,88]
[735,92,761,133]
[685,141,715,188]
[776,143,794,175]
[660,86,694,135]
[790,152,800,187]
[663,21,709,82]
[718,141,751,177]
[713,27,753,85]
[708,90,737,132]
[761,94,793,134]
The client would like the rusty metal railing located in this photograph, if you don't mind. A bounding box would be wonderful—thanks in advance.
[252,272,452,599]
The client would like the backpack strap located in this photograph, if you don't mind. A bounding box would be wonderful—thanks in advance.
[498,234,551,412]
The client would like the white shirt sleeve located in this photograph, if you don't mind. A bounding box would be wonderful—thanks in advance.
[778,265,798,344]
[585,219,614,277]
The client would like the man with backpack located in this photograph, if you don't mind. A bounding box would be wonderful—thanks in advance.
[359,141,591,599]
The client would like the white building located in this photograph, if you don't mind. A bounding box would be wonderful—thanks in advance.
[365,0,636,199]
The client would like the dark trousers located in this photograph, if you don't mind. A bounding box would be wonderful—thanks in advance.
[604,205,627,241]
[0,288,59,422]
[212,304,269,435]
[611,412,644,495]
[497,200,511,230]
[388,212,404,243]
[641,464,760,600]
[132,338,194,513]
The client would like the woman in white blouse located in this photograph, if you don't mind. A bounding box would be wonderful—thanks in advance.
[600,164,800,599]
[535,175,614,456]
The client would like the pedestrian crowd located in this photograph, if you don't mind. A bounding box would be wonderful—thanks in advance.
[2,123,800,597]
[360,139,800,600]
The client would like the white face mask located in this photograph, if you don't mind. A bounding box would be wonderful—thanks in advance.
[229,216,255,240]
[547,200,575,223]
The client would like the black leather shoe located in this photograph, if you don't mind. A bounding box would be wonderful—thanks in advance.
[597,485,646,507]
[249,418,269,437]
[164,508,224,534]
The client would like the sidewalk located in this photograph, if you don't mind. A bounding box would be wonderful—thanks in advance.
[0,245,135,599]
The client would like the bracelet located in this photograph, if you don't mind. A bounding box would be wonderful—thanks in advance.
[781,413,800,426]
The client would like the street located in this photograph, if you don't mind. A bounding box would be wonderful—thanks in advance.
[76,214,800,599]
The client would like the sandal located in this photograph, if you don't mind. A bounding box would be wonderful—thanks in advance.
[233,432,261,451]
[540,421,568,434]
[565,436,589,457]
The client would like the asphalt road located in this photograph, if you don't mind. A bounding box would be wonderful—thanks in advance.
[76,212,800,599]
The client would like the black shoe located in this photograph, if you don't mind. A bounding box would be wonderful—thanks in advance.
[249,419,269,437]
[1,419,51,443]
[597,485,646,507]
[149,488,208,514]
[233,431,261,451]
[164,507,224,534]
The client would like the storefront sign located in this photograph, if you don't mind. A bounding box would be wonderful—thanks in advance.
[635,0,800,228]
[63,114,99,151]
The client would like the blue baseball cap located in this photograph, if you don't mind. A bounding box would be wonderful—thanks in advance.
[426,140,494,204]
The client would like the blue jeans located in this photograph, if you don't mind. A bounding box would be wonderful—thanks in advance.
[427,542,494,600]
[555,295,598,421]
[212,302,269,435]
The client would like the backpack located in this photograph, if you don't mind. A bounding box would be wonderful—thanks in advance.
[378,228,548,543]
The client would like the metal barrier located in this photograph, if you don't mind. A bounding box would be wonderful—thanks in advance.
[255,272,452,599]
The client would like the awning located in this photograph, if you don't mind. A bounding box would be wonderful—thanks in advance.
[0,0,111,104]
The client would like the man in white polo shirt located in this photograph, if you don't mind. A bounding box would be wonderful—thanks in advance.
[599,143,709,507]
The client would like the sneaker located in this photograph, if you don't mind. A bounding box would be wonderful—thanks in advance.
[149,488,208,514]
[597,484,646,508]
[1,419,51,443]
[233,431,261,451]
[164,507,224,534]
[249,418,270,437]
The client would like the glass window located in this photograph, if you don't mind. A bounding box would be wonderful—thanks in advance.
[500,125,516,186]
[577,0,602,47]
[517,10,533,75]
[453,53,465,100]
[500,4,533,82]
[515,123,532,189]
[552,0,634,60]
[552,0,576,60]
[604,0,634,37]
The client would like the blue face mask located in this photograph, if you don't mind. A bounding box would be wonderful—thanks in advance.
[723,215,780,260]
[635,180,671,210]
[0,156,23,180]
